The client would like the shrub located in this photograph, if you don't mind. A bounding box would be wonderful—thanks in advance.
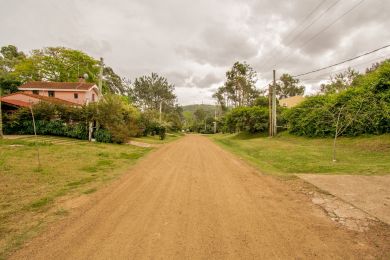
[285,60,390,137]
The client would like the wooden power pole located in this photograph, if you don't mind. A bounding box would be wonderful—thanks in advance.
[272,70,277,136]
[268,79,272,137]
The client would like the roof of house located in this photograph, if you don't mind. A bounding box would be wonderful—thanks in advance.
[18,81,96,91]
[0,98,31,108]
[279,95,305,108]
[1,92,81,107]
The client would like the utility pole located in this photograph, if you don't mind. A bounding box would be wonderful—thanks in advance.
[272,69,277,136]
[268,79,272,137]
[213,106,217,134]
[98,57,103,95]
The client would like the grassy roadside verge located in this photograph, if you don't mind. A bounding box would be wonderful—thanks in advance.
[209,132,390,176]
[0,137,151,259]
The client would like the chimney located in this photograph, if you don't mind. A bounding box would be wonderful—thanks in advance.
[78,76,86,83]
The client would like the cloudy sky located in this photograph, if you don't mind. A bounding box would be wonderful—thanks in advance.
[1,0,389,104]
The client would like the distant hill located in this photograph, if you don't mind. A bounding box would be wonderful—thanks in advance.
[182,104,216,115]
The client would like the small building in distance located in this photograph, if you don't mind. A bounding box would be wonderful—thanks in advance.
[18,78,101,105]
[279,95,305,108]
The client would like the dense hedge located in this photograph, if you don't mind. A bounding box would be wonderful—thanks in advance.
[4,119,89,140]
[224,106,269,133]
[284,61,390,137]
[3,95,142,143]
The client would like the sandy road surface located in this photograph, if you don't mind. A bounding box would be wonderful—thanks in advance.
[12,135,389,259]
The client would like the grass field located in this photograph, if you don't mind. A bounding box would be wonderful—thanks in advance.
[210,132,390,176]
[0,136,151,259]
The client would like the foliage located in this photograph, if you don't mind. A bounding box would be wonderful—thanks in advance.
[213,61,261,110]
[320,67,360,94]
[285,61,390,137]
[0,45,26,76]
[275,73,305,99]
[224,106,269,133]
[3,95,142,143]
[94,129,112,143]
[12,47,100,83]
[131,73,176,111]
[94,95,140,143]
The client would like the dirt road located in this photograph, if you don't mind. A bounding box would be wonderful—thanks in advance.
[12,135,389,259]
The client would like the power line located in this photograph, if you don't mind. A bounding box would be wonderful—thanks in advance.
[298,0,366,50]
[258,0,328,69]
[267,0,341,69]
[271,0,365,69]
[299,54,390,81]
[292,44,390,78]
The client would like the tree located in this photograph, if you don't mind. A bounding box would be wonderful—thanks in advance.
[13,47,100,83]
[0,45,26,75]
[213,61,260,109]
[7,46,127,94]
[275,73,305,99]
[131,73,176,112]
[320,67,359,94]
[102,66,131,95]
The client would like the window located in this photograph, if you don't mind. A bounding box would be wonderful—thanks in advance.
[32,90,39,95]
[48,91,55,97]
[92,94,95,102]
[74,93,79,99]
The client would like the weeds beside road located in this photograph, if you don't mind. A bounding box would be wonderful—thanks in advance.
[210,133,390,176]
[0,136,151,259]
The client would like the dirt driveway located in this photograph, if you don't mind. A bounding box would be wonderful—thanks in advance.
[11,135,389,259]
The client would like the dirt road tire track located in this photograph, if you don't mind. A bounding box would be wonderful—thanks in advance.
[11,135,389,259]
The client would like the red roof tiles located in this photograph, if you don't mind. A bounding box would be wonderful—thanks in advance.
[1,92,81,107]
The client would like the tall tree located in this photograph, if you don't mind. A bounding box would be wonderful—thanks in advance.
[320,67,359,94]
[275,73,305,99]
[0,45,26,75]
[12,47,99,83]
[131,73,176,112]
[213,61,260,110]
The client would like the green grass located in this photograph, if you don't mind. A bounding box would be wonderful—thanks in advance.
[134,132,184,144]
[210,132,390,176]
[0,137,151,259]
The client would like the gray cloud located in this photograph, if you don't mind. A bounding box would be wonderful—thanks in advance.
[1,0,389,104]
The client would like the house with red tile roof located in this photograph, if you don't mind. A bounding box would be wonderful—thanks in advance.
[17,78,101,105]
[0,92,81,108]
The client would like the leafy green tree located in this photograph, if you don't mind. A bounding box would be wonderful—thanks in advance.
[213,61,260,109]
[0,45,26,75]
[102,66,131,95]
[275,73,305,99]
[320,67,359,94]
[131,73,176,111]
[95,95,141,143]
[13,47,99,83]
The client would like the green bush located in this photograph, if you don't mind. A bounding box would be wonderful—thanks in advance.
[94,129,112,143]
[224,106,269,133]
[285,61,390,137]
